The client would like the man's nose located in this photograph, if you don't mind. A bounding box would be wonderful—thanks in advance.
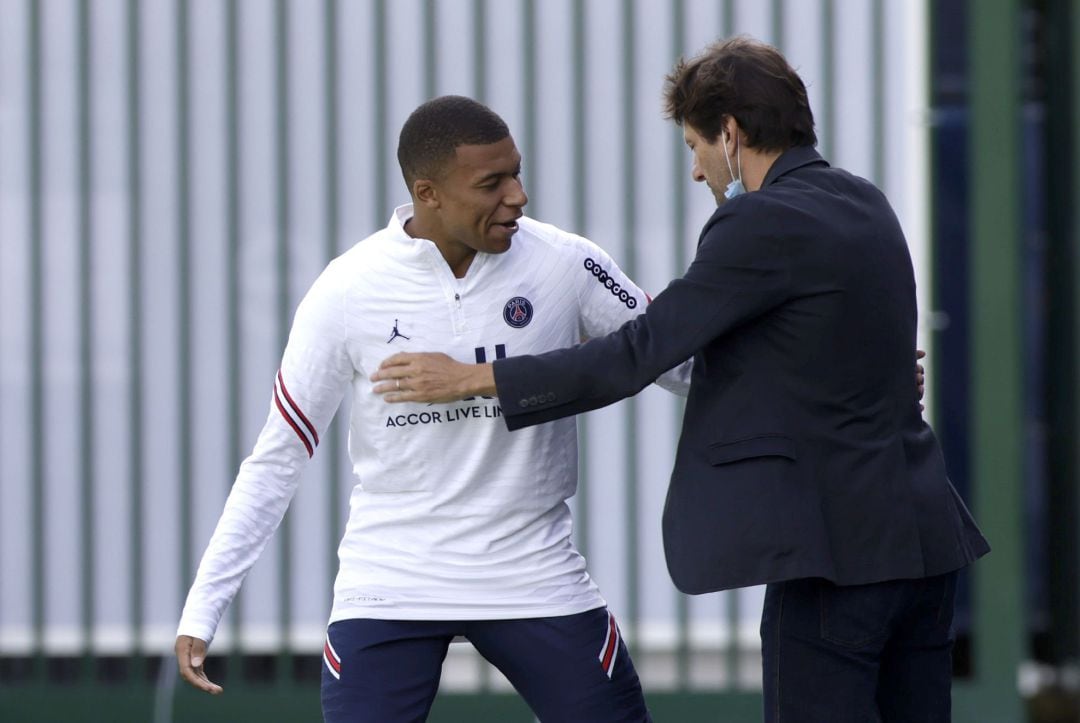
[690,160,705,183]
[506,179,528,207]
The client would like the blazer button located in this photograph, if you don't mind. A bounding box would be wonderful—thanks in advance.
[519,399,529,408]
[546,393,556,402]
[528,395,538,406]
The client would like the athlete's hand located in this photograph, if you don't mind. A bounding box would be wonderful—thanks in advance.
[176,635,223,695]
[916,349,926,412]
[372,352,497,403]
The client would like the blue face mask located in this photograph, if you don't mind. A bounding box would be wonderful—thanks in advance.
[724,178,746,200]
[723,132,745,200]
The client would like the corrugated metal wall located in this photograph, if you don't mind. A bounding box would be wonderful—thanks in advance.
[0,0,929,693]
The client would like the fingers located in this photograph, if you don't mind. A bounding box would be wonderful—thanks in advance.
[370,352,484,403]
[375,352,413,372]
[371,383,410,402]
[371,373,413,399]
[371,354,417,385]
[175,635,223,695]
[371,379,403,396]
[916,349,926,359]
[371,353,442,399]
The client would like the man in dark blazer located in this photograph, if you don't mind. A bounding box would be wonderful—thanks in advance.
[373,37,989,722]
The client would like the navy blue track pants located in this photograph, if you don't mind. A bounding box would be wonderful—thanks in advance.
[321,607,651,722]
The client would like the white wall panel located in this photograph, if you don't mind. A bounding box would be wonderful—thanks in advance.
[89,0,135,652]
[40,0,82,653]
[0,0,34,655]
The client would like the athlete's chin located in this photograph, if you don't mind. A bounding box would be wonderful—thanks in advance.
[485,226,517,252]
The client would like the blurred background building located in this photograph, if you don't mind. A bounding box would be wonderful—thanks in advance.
[0,0,1074,720]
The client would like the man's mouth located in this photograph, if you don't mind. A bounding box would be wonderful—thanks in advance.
[493,219,520,232]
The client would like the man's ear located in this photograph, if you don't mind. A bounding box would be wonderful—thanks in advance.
[413,178,440,208]
[722,115,739,145]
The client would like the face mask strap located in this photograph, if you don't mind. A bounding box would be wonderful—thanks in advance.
[723,131,738,182]
[734,133,743,184]
[721,129,746,200]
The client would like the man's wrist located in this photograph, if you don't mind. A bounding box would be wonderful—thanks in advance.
[466,363,497,398]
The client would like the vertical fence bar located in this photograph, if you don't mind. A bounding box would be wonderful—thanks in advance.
[322,0,343,609]
[722,0,734,40]
[28,0,44,684]
[871,0,885,187]
[969,0,1025,719]
[571,0,590,565]
[373,0,387,224]
[820,0,835,161]
[422,0,435,99]
[274,0,293,683]
[522,0,537,217]
[176,0,194,655]
[620,0,640,641]
[1043,0,1079,667]
[125,0,146,682]
[669,0,691,691]
[224,0,243,682]
[473,0,486,102]
[725,588,740,688]
[771,0,784,47]
[77,0,96,682]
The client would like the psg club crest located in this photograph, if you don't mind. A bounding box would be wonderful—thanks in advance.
[503,296,534,328]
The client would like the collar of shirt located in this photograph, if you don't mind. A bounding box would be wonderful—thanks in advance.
[760,145,830,189]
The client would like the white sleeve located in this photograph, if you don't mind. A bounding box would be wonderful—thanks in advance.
[572,237,692,396]
[176,267,355,646]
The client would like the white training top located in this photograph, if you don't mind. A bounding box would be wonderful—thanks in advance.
[177,205,690,645]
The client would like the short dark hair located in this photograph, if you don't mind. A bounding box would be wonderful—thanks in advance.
[663,36,817,151]
[397,95,510,191]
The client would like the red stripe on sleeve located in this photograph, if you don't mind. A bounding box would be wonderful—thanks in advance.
[274,387,315,458]
[277,370,320,446]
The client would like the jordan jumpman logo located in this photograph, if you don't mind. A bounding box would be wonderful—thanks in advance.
[386,319,410,343]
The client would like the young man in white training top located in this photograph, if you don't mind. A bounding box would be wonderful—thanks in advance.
[174,95,690,722]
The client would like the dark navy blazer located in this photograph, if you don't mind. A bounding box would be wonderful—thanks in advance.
[493,145,989,594]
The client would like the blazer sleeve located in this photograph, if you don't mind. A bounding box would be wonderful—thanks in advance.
[494,208,792,430]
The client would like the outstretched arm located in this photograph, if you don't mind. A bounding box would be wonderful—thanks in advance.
[175,266,353,673]
[374,214,788,419]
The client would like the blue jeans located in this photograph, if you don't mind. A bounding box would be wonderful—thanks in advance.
[761,572,958,722]
[321,608,651,723]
